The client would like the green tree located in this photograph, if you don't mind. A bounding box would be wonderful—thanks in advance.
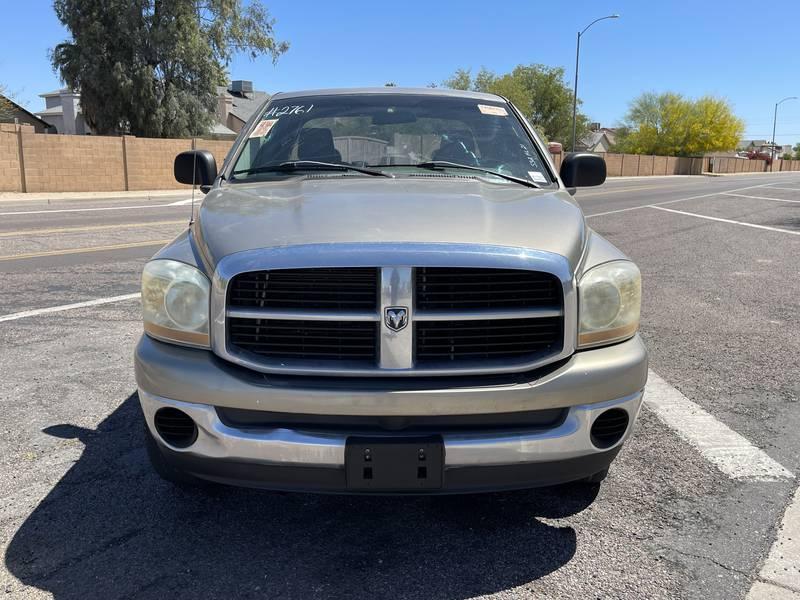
[0,84,16,120]
[442,65,590,144]
[51,0,288,138]
[794,143,800,160]
[613,92,744,156]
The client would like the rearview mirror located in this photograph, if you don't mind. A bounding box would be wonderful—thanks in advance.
[174,150,217,186]
[559,152,606,187]
[372,109,417,125]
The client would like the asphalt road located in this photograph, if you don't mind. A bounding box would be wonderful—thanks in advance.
[1,173,799,599]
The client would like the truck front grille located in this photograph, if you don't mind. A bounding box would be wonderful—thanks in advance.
[228,267,379,311]
[223,265,567,375]
[415,317,563,363]
[229,318,379,361]
[416,267,561,311]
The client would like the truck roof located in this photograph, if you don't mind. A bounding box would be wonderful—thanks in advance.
[269,87,506,103]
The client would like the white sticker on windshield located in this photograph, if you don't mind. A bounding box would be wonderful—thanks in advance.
[528,171,547,183]
[249,118,278,138]
[478,104,508,116]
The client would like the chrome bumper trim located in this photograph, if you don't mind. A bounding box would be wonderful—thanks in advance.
[139,389,643,469]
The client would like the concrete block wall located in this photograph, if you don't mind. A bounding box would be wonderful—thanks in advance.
[1,130,798,193]
[125,137,194,191]
[604,154,623,176]
[0,127,22,192]
[21,132,125,192]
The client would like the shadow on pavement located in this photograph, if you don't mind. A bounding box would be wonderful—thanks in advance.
[6,392,599,599]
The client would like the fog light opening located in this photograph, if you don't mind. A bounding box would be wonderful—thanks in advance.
[154,407,198,448]
[590,408,629,449]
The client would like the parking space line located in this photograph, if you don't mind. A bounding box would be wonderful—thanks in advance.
[583,183,777,218]
[0,239,172,261]
[749,486,800,597]
[0,220,185,238]
[0,293,141,323]
[648,206,800,236]
[762,186,800,192]
[645,370,794,481]
[722,193,800,204]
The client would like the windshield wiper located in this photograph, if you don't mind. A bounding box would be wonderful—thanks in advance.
[232,161,392,178]
[373,161,542,188]
[414,161,542,188]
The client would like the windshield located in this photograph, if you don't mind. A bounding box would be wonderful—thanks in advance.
[229,93,554,186]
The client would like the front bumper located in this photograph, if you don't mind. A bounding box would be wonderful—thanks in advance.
[135,334,647,492]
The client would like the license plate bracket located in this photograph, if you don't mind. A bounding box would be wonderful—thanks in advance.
[345,436,444,491]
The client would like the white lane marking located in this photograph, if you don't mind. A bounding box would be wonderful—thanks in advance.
[762,186,800,191]
[645,370,794,481]
[648,205,800,236]
[584,183,776,218]
[722,192,800,204]
[0,293,141,323]
[752,486,800,594]
[168,197,197,206]
[0,201,189,217]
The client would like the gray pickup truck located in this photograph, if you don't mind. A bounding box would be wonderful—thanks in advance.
[134,87,646,493]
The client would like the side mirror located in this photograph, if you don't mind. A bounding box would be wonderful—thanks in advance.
[174,150,217,186]
[559,152,606,187]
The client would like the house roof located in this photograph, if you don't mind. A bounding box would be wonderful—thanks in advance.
[1,94,54,129]
[36,106,65,116]
[580,130,615,150]
[39,88,79,98]
[738,139,768,149]
[217,86,270,124]
[209,122,238,136]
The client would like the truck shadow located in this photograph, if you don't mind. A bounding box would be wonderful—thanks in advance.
[5,392,598,599]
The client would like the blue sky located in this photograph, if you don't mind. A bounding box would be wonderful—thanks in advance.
[2,0,799,145]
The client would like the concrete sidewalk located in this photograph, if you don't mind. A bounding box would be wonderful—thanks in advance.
[0,189,192,203]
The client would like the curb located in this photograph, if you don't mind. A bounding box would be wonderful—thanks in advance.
[0,190,193,203]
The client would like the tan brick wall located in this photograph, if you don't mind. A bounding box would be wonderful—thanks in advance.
[604,153,623,176]
[21,133,126,193]
[4,130,800,194]
[125,137,194,190]
[620,154,639,176]
[0,130,22,192]
[196,139,235,172]
[638,155,655,176]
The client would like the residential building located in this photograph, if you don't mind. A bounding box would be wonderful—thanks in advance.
[576,123,617,153]
[34,80,268,137]
[36,89,91,135]
[0,94,54,133]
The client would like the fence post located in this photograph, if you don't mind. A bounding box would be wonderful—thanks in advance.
[16,125,27,193]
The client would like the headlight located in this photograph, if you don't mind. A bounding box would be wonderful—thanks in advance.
[578,260,641,348]
[141,259,210,348]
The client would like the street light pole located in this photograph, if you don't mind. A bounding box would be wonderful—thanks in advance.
[771,96,798,171]
[571,14,619,152]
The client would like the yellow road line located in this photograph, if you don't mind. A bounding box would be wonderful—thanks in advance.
[0,239,173,261]
[0,220,186,238]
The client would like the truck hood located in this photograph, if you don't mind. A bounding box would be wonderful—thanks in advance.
[195,177,587,271]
